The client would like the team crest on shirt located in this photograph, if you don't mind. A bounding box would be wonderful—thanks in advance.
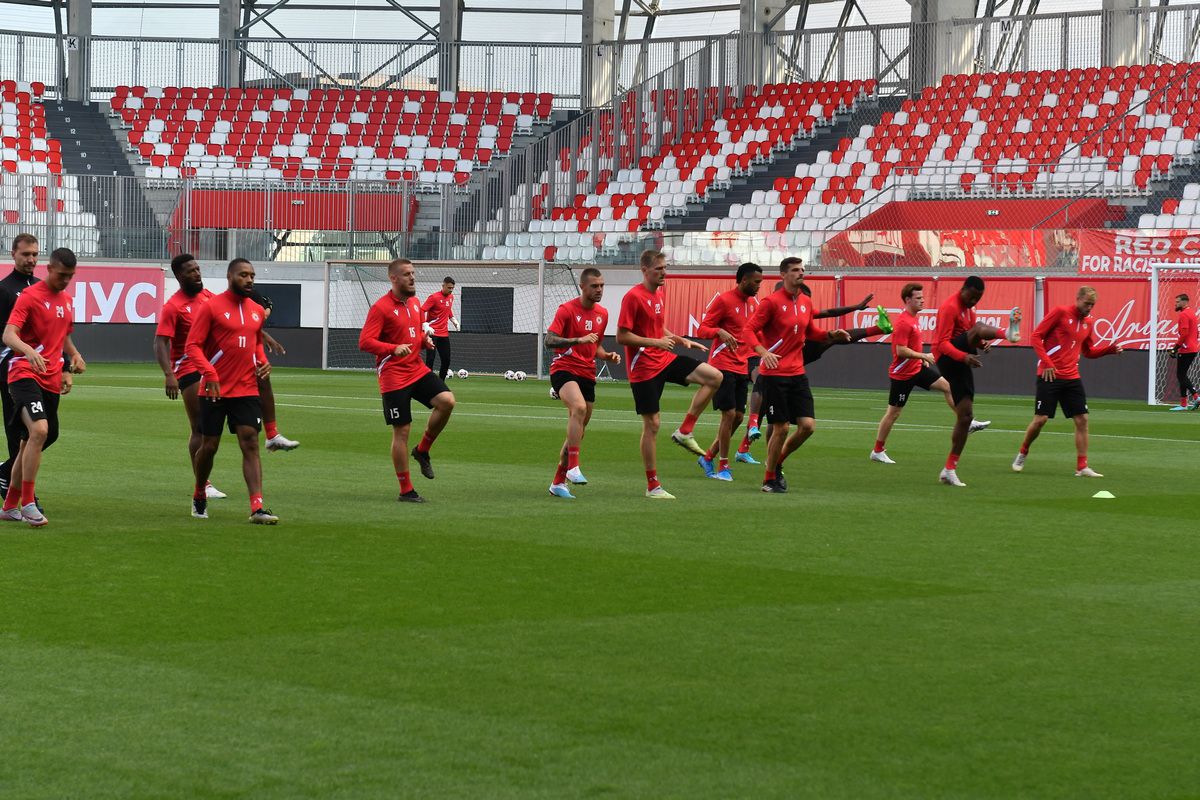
[252,312,260,322]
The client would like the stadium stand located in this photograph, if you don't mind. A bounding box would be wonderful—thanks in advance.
[109,86,553,185]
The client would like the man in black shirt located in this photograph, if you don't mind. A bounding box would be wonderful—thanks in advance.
[247,281,300,452]
[0,233,44,494]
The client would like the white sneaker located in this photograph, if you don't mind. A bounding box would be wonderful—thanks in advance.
[645,486,676,499]
[1075,467,1104,478]
[0,506,22,522]
[968,419,991,434]
[1005,307,1022,342]
[204,482,227,499]
[939,468,967,487]
[565,466,588,485]
[266,434,300,452]
[21,502,47,526]
[869,450,896,464]
[1012,453,1026,472]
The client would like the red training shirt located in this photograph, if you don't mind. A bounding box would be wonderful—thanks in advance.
[1033,304,1118,380]
[696,287,761,375]
[888,309,925,380]
[422,291,455,337]
[747,286,828,377]
[1175,307,1198,353]
[184,290,268,398]
[548,297,609,380]
[359,290,434,393]
[618,282,674,382]
[156,287,214,379]
[933,291,977,363]
[6,281,74,393]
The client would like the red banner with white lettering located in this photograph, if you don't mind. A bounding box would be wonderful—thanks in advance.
[823,229,1059,269]
[1045,277,1185,350]
[665,274,835,337]
[1077,229,1200,275]
[69,265,166,324]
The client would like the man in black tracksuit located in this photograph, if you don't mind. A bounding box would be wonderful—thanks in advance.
[0,233,44,494]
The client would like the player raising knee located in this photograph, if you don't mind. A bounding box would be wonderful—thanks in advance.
[871,282,955,464]
[545,267,620,499]
[934,275,1020,487]
[359,258,456,504]
[694,262,763,482]
[1012,286,1122,477]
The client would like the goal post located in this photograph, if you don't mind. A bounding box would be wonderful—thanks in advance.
[1148,261,1200,406]
[321,259,582,378]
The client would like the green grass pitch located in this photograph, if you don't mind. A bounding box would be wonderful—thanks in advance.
[2,362,1198,799]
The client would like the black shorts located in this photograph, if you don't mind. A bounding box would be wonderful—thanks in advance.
[760,374,815,423]
[630,354,699,416]
[200,395,263,436]
[551,371,596,403]
[936,354,974,405]
[8,378,59,437]
[803,339,832,365]
[178,371,202,391]
[1035,377,1088,419]
[888,366,942,407]
[382,372,450,426]
[746,356,761,377]
[713,370,750,412]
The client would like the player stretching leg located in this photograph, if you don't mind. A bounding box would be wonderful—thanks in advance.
[545,268,620,499]
[934,276,1021,487]
[1168,293,1198,410]
[185,258,278,523]
[0,248,86,526]
[246,284,300,451]
[359,259,456,503]
[871,283,955,464]
[695,262,763,482]
[423,276,459,381]
[154,253,228,500]
[748,258,849,494]
[1013,286,1122,477]
[617,250,722,499]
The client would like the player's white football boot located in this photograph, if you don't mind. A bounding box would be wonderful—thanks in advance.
[548,483,576,500]
[0,506,23,522]
[670,429,706,456]
[645,486,676,499]
[870,450,896,464]
[1005,308,1022,342]
[1075,467,1103,478]
[191,498,209,519]
[249,508,279,524]
[21,502,47,526]
[1011,453,1026,472]
[204,481,227,499]
[938,468,967,487]
[266,434,300,452]
[565,467,588,485]
[968,419,991,434]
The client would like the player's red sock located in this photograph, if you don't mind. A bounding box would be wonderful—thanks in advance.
[417,432,436,454]
[737,436,751,453]
[718,458,729,472]
[646,470,660,491]
[193,483,206,501]
[748,413,760,429]
[764,469,776,482]
[566,446,580,470]
[945,454,960,470]
[20,480,34,507]
[3,482,19,510]
[553,464,568,485]
[1076,454,1088,471]
[1019,444,1030,455]
[1183,396,1189,407]
[678,413,698,435]
[873,439,886,453]
[265,421,279,439]
[704,446,717,461]
[249,493,264,512]
[397,471,414,494]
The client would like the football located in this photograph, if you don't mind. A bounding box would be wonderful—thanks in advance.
[457,368,469,379]
[514,371,527,381]
[504,370,516,380]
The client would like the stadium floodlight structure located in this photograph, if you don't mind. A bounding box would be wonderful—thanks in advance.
[322,259,581,379]
[1148,261,1200,405]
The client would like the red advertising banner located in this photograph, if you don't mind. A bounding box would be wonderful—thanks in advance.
[69,265,166,324]
[841,276,1035,346]
[823,229,1066,269]
[665,274,835,337]
[1046,277,1192,350]
[1077,229,1200,275]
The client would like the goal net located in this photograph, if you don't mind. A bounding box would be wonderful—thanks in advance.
[322,260,582,378]
[1149,262,1200,405]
